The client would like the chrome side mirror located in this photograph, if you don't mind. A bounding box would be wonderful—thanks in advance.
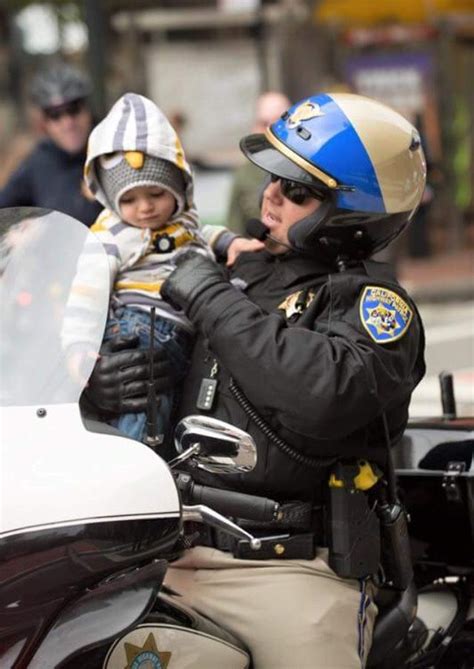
[170,415,257,474]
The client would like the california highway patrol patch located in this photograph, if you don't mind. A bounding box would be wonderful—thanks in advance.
[359,286,413,344]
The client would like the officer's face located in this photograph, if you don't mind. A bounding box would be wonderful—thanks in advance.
[261,178,322,254]
[42,100,92,154]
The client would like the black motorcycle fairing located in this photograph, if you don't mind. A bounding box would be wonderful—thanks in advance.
[0,517,179,668]
[27,560,167,669]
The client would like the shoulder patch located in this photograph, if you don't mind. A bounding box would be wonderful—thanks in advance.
[359,286,413,344]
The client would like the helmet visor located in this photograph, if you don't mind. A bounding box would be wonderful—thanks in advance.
[240,134,323,186]
[240,133,327,189]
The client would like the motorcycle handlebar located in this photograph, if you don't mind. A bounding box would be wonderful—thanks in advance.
[175,473,279,522]
[191,483,279,521]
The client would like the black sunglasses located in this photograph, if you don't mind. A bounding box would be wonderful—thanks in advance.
[270,174,325,205]
[43,99,85,121]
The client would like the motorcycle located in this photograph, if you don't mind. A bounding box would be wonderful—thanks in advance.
[0,208,472,669]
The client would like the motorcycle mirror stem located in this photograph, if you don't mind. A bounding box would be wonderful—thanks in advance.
[168,443,201,468]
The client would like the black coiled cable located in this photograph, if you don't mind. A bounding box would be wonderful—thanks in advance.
[229,377,336,470]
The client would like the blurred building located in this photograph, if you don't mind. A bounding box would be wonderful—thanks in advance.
[109,0,329,165]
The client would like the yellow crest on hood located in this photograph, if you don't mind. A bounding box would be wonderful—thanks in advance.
[124,151,145,169]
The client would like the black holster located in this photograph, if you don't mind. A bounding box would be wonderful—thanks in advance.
[328,485,381,579]
[327,482,414,586]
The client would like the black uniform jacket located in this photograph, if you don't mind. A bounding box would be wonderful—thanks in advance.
[0,139,102,227]
[178,250,426,504]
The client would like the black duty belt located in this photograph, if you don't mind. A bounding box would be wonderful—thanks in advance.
[188,503,327,561]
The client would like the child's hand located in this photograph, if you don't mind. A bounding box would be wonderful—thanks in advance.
[67,348,100,387]
[226,237,264,267]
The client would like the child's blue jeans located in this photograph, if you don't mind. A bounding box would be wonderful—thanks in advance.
[103,306,192,445]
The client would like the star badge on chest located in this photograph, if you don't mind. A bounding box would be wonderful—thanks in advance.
[278,289,316,320]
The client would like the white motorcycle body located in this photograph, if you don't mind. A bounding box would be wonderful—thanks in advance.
[0,209,249,669]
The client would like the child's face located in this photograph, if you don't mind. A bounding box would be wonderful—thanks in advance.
[119,185,176,230]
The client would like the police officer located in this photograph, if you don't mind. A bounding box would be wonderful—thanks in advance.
[87,93,426,667]
[0,63,101,226]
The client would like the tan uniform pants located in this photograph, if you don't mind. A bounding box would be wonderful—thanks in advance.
[165,546,377,669]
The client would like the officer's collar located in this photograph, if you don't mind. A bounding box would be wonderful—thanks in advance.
[362,258,399,284]
[263,248,333,280]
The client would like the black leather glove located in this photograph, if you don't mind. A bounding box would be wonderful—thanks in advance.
[84,336,175,415]
[161,251,226,314]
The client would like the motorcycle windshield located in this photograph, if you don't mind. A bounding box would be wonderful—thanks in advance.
[0,208,110,406]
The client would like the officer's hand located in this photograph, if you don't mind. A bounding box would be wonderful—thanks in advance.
[85,335,174,414]
[161,251,226,313]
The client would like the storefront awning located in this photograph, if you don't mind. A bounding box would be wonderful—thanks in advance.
[315,0,474,25]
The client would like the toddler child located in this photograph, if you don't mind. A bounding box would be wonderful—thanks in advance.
[74,93,232,445]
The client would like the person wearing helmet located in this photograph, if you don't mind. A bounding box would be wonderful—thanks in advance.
[87,93,426,667]
[0,63,101,226]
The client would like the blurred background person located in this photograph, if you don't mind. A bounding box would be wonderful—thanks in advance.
[226,91,291,236]
[0,62,101,227]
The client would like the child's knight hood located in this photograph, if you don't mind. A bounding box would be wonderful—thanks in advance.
[84,93,194,212]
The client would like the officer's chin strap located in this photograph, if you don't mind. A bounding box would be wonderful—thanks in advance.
[287,195,338,260]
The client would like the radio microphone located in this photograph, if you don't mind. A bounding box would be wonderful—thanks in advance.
[245,218,294,251]
[245,218,269,241]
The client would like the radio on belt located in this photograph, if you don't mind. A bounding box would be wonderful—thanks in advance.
[197,378,218,411]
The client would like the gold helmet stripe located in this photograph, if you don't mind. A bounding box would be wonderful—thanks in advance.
[264,127,338,189]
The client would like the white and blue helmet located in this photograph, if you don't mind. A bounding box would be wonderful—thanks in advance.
[240,92,426,260]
